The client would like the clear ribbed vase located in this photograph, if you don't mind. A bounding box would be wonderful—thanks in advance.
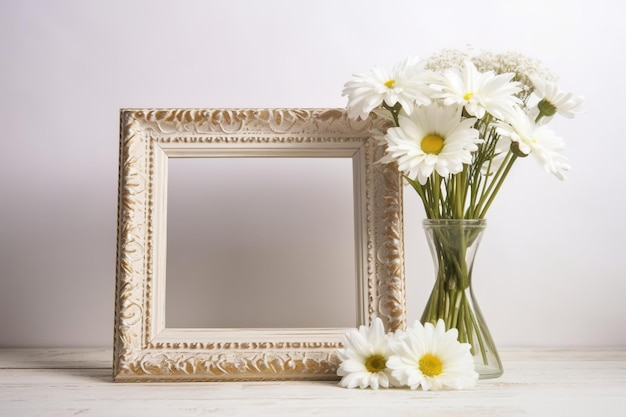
[420,219,503,379]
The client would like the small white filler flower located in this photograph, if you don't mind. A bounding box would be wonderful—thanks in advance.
[336,317,394,389]
[342,56,434,120]
[387,320,478,391]
[379,103,481,184]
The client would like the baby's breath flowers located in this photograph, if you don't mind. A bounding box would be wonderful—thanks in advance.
[337,319,477,391]
[425,49,558,100]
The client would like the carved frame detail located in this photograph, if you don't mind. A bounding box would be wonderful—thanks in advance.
[113,108,406,381]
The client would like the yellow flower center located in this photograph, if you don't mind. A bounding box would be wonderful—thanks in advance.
[384,79,396,89]
[463,92,474,101]
[365,354,387,373]
[419,353,443,377]
[421,134,445,154]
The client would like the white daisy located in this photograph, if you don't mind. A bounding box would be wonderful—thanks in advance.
[432,60,522,120]
[379,103,481,184]
[342,56,434,120]
[530,75,585,119]
[387,320,478,391]
[496,106,571,180]
[336,317,394,389]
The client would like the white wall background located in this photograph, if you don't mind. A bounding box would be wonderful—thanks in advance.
[1,0,624,347]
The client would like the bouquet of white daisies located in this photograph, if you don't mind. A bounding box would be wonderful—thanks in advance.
[342,49,584,220]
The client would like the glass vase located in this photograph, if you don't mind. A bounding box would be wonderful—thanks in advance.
[420,219,503,379]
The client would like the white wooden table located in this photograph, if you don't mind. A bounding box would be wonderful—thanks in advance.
[1,348,625,416]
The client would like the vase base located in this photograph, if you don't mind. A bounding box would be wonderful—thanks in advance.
[476,364,503,379]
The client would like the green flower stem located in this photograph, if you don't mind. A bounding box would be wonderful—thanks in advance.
[477,153,518,219]
[476,151,512,210]
[382,102,402,126]
[455,172,465,219]
[432,174,442,218]
[467,299,488,364]
[450,290,463,330]
[458,295,471,344]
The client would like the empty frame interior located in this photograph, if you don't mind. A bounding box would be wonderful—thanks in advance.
[165,157,357,329]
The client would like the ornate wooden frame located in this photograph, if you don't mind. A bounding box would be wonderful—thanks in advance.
[113,108,406,381]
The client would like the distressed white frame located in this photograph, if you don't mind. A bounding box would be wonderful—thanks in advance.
[113,108,406,381]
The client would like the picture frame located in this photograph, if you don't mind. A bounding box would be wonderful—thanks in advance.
[113,108,406,381]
